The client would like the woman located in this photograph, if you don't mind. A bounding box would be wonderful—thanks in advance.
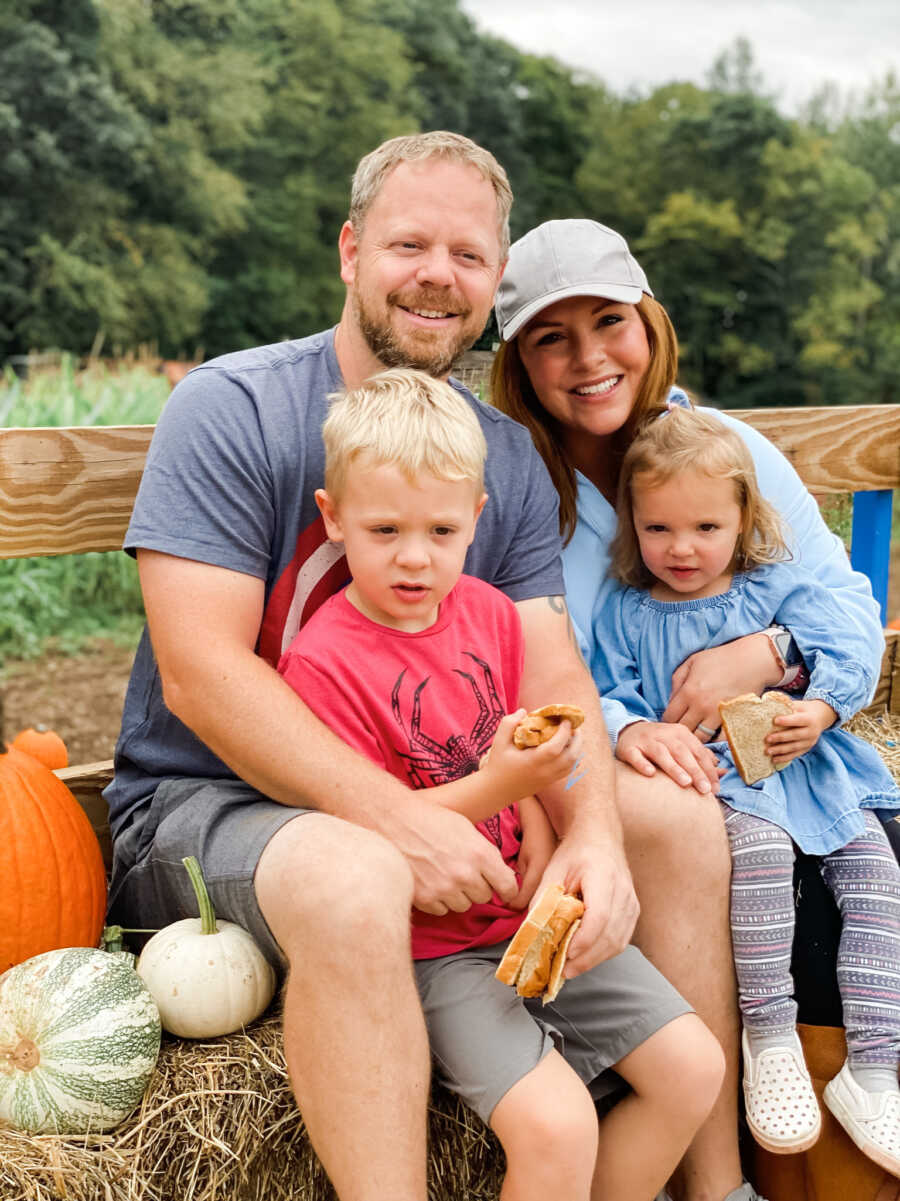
[490,219,885,1201]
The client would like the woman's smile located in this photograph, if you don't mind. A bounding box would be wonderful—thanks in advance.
[517,295,650,447]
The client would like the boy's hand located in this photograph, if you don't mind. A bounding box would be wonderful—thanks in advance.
[510,795,558,910]
[766,698,836,766]
[481,710,583,807]
[616,720,720,796]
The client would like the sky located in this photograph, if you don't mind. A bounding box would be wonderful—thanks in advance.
[458,0,899,113]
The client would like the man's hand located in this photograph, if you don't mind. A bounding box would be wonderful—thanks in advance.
[382,801,519,916]
[616,720,720,795]
[663,633,782,739]
[766,698,836,766]
[535,835,639,977]
[481,710,583,807]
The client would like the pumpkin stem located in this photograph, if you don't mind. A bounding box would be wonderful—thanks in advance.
[183,855,218,935]
[101,924,158,953]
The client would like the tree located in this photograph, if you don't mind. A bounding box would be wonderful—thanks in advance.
[0,0,149,355]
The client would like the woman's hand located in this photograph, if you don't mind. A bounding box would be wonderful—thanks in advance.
[510,795,558,910]
[480,710,583,808]
[616,720,720,795]
[662,632,783,739]
[766,698,836,766]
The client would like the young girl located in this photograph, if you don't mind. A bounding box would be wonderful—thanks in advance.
[594,405,900,1176]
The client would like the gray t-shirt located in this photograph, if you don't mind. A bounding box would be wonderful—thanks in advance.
[105,327,564,835]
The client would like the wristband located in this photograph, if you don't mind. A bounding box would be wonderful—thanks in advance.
[761,626,799,688]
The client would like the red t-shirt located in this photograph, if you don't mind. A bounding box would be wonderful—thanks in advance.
[277,574,526,959]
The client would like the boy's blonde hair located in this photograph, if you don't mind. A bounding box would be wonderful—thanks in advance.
[350,131,513,257]
[322,368,487,500]
[611,407,789,588]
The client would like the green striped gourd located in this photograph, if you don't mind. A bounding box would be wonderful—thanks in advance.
[0,946,161,1133]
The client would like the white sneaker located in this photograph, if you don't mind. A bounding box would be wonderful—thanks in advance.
[742,1029,822,1153]
[823,1059,900,1177]
[655,1184,769,1201]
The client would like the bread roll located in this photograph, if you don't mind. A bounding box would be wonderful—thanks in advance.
[513,704,585,749]
[495,884,584,1004]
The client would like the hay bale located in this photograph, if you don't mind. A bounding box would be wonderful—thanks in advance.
[4,711,897,1201]
[0,1003,504,1201]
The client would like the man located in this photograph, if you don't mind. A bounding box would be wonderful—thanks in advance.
[106,131,640,1201]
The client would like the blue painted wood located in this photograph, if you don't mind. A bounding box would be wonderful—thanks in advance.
[851,489,893,623]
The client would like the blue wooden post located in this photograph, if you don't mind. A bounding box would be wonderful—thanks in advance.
[851,489,893,623]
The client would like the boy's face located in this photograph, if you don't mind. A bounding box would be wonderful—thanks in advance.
[316,458,487,632]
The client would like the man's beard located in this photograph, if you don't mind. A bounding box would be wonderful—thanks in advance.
[352,286,482,379]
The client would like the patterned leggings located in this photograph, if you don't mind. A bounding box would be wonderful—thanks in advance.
[723,805,900,1069]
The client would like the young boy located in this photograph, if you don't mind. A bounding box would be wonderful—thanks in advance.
[277,368,725,1201]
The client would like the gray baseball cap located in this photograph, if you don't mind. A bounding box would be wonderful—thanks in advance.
[495,219,653,342]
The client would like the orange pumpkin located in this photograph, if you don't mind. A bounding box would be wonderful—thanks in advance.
[0,746,106,974]
[10,725,68,770]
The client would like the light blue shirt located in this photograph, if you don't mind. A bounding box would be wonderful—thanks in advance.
[592,564,898,854]
[562,395,884,745]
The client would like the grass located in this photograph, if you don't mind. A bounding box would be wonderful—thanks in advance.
[0,355,170,663]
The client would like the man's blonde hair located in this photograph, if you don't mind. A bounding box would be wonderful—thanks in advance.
[323,368,487,500]
[350,131,512,257]
[611,407,790,588]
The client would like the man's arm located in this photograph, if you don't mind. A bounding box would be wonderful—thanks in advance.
[514,594,639,974]
[137,550,517,915]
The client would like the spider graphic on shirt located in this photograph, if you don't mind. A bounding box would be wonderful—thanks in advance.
[391,652,507,849]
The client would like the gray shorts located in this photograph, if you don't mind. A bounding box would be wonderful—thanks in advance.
[109,778,691,1125]
[415,940,692,1124]
[108,777,309,971]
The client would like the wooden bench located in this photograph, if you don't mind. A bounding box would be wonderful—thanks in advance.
[1,404,897,860]
[0,404,898,1201]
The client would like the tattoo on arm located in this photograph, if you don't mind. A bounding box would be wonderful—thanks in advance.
[546,595,586,665]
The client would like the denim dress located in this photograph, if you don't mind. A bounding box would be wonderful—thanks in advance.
[594,562,900,855]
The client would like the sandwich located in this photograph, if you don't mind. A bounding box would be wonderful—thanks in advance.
[513,704,585,748]
[495,883,584,1004]
[718,691,794,785]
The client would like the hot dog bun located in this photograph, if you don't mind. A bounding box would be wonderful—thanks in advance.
[495,884,584,1004]
[513,704,585,749]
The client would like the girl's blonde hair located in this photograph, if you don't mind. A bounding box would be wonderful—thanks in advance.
[611,407,789,588]
[323,368,486,500]
[489,294,679,543]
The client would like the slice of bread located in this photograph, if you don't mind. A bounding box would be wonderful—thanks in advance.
[718,691,794,785]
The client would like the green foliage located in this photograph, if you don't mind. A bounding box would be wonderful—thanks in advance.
[1,7,898,409]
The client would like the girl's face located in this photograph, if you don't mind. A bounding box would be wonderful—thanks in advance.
[631,469,744,601]
[516,294,651,449]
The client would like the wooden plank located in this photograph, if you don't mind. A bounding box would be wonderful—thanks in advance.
[722,405,900,493]
[0,425,154,557]
[865,631,900,718]
[56,759,114,871]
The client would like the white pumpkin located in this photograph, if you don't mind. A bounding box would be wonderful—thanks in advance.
[0,946,161,1134]
[136,856,276,1038]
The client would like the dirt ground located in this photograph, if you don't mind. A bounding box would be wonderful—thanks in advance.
[1,639,139,763]
[2,544,899,763]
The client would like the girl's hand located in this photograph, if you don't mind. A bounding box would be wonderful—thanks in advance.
[481,710,583,808]
[616,720,721,795]
[663,633,781,739]
[766,698,836,766]
[510,795,558,910]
